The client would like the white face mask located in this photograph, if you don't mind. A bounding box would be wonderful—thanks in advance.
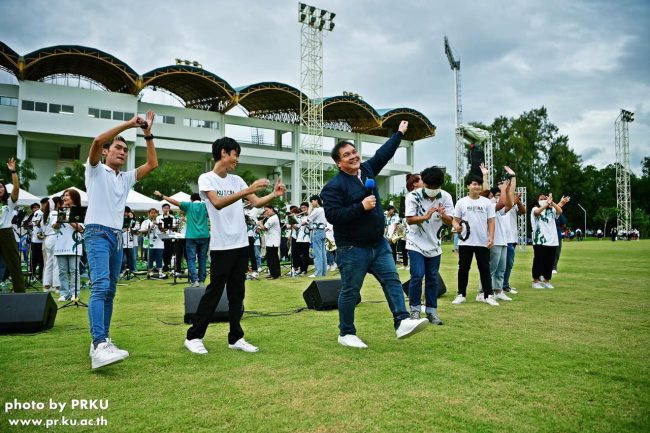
[424,188,441,198]
[490,197,498,203]
[538,200,548,207]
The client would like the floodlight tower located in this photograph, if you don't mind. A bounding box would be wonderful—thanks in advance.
[615,109,634,233]
[444,36,465,201]
[516,186,527,251]
[298,3,335,201]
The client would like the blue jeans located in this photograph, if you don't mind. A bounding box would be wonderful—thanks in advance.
[490,245,508,293]
[85,224,123,346]
[254,245,262,270]
[336,238,409,336]
[502,243,516,289]
[311,229,327,276]
[186,238,209,283]
[57,255,79,299]
[148,248,163,271]
[407,250,441,313]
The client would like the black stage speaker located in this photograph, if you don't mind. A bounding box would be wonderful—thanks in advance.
[0,293,57,333]
[303,279,341,310]
[402,274,447,298]
[184,286,237,324]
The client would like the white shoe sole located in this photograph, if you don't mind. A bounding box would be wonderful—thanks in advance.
[337,337,368,349]
[228,344,259,353]
[91,353,127,369]
[396,319,428,339]
[184,340,208,355]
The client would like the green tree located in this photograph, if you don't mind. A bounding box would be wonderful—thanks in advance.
[47,160,86,194]
[135,161,203,198]
[594,207,617,234]
[631,208,650,236]
[0,158,37,190]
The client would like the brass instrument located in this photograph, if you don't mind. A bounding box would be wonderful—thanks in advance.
[325,237,337,252]
[389,223,406,244]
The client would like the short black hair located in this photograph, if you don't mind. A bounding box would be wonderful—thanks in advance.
[124,206,132,213]
[300,202,309,208]
[190,193,201,201]
[309,194,322,205]
[331,140,355,163]
[386,205,395,211]
[40,197,49,204]
[31,202,40,209]
[103,135,127,149]
[464,174,483,186]
[162,203,170,209]
[490,186,500,196]
[421,166,445,188]
[289,205,298,211]
[212,137,241,161]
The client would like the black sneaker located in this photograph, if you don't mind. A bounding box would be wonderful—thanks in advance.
[410,311,421,320]
[426,313,443,325]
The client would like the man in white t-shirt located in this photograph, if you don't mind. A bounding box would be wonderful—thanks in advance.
[452,174,499,306]
[0,158,24,292]
[404,166,454,324]
[84,111,158,369]
[184,137,286,355]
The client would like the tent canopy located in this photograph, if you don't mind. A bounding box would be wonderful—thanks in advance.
[160,191,191,210]
[126,190,160,213]
[6,184,42,206]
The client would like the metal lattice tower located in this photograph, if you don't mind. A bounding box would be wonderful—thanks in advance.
[485,134,494,187]
[445,36,465,201]
[516,186,527,251]
[298,3,335,201]
[615,109,634,233]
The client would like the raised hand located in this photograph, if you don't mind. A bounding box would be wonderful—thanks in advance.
[514,192,522,203]
[250,178,271,193]
[560,195,571,205]
[504,166,515,176]
[398,120,409,134]
[7,157,16,172]
[480,162,488,175]
[143,110,155,134]
[273,176,287,197]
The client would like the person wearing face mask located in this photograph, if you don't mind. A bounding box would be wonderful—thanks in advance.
[404,166,454,324]
[399,173,424,269]
[531,192,570,288]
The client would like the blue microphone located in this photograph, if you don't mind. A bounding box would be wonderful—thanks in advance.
[365,178,375,197]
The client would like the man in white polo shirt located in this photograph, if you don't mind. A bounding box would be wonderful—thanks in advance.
[85,111,158,369]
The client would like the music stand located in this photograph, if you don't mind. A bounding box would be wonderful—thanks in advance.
[58,206,88,310]
[119,217,141,281]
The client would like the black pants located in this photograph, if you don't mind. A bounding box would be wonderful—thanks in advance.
[163,239,173,271]
[174,239,186,272]
[533,245,556,281]
[0,228,25,292]
[295,242,310,273]
[266,246,281,278]
[247,236,257,271]
[553,238,562,271]
[457,245,492,297]
[30,242,44,280]
[290,238,300,271]
[399,239,408,266]
[389,241,398,264]
[186,247,248,344]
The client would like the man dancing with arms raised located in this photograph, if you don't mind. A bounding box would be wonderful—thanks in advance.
[321,120,428,349]
[85,112,158,369]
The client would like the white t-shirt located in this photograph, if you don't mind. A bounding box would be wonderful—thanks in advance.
[30,210,44,243]
[297,216,311,243]
[140,218,164,249]
[385,213,400,239]
[405,189,454,257]
[309,207,328,230]
[122,220,139,248]
[531,206,559,246]
[263,214,281,247]
[198,171,249,251]
[493,204,509,247]
[85,160,137,229]
[506,206,519,244]
[0,197,16,229]
[454,195,496,247]
[54,223,84,256]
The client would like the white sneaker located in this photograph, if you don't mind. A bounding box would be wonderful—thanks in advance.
[506,287,518,294]
[484,295,500,306]
[251,272,259,279]
[552,269,558,274]
[532,282,545,289]
[228,338,259,353]
[495,292,512,301]
[57,296,66,302]
[452,294,466,305]
[396,318,428,339]
[91,342,128,369]
[89,338,129,358]
[330,263,337,271]
[184,338,208,355]
[543,282,555,289]
[308,274,317,278]
[475,293,485,303]
[338,334,368,349]
[420,305,426,313]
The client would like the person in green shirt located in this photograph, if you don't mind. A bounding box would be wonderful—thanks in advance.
[155,191,209,287]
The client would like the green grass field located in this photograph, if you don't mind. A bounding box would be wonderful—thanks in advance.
[1,239,649,433]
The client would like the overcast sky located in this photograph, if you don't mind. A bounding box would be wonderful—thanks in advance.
[1,0,648,179]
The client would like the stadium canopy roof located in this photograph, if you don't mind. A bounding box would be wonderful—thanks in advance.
[21,45,139,94]
[0,41,436,140]
[141,65,236,112]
